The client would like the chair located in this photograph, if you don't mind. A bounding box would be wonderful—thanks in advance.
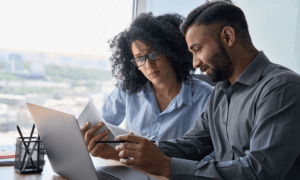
[192,74,218,86]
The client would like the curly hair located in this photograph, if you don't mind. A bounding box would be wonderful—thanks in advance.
[109,12,194,94]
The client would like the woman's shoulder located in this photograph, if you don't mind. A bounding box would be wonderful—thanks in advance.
[114,80,150,97]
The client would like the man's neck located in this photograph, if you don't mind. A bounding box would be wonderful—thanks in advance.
[228,47,259,84]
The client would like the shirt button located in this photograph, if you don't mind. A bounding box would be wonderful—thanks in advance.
[228,149,232,153]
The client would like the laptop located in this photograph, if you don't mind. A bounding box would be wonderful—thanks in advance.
[26,102,156,180]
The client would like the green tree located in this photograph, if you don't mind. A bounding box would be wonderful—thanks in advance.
[22,61,30,70]
[0,61,7,69]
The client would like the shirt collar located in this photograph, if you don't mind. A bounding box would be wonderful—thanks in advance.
[219,51,270,89]
[236,51,270,86]
[139,80,192,110]
[177,80,192,106]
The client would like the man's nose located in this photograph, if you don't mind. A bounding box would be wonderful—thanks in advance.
[193,58,202,69]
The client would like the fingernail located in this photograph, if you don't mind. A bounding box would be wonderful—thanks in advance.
[105,129,109,133]
[120,158,126,164]
[86,122,89,125]
[98,122,102,126]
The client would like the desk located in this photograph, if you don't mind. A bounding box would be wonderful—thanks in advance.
[1,155,168,180]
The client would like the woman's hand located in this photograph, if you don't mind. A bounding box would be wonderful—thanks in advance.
[80,121,120,161]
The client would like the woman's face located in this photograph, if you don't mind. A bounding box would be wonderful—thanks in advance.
[131,40,177,86]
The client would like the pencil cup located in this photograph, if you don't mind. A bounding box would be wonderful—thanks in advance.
[14,137,44,174]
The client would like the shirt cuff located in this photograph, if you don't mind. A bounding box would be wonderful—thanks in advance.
[170,157,196,180]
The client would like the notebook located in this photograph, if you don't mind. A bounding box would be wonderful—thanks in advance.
[26,102,156,180]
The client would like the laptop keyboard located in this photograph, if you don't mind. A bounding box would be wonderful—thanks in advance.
[97,170,122,180]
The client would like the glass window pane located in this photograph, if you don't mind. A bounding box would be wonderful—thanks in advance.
[148,0,206,17]
[234,0,300,73]
[0,1,133,141]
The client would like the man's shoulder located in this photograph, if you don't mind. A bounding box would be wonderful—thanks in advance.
[261,63,300,88]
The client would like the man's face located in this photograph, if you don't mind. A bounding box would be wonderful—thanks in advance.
[185,24,232,82]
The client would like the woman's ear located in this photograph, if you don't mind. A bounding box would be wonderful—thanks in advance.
[220,26,235,47]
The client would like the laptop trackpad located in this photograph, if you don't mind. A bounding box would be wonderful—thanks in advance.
[95,165,157,180]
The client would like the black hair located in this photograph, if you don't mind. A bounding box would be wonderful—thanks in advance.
[109,12,194,94]
[180,0,254,51]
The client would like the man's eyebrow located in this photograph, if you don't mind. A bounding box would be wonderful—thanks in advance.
[189,43,200,51]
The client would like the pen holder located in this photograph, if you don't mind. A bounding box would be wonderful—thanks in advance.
[14,137,44,174]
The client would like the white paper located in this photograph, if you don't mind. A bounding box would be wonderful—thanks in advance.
[77,100,130,148]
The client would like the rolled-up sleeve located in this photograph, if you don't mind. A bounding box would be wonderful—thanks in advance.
[100,86,126,126]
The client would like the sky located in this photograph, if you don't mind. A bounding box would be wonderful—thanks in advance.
[0,0,133,58]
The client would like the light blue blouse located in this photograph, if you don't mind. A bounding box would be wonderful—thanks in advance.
[100,77,213,141]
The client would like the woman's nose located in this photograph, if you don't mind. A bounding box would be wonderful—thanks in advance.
[144,58,155,69]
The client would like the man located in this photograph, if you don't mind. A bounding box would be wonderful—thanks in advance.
[113,1,300,179]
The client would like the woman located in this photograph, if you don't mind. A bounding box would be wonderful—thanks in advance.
[81,13,213,160]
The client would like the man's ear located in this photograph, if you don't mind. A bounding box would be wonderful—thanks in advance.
[220,26,235,47]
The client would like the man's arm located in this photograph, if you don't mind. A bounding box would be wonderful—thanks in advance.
[164,82,300,180]
[114,102,214,178]
[116,82,300,180]
[158,111,213,160]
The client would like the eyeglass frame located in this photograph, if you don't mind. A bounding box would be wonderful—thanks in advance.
[130,51,162,67]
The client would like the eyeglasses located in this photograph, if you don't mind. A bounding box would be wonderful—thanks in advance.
[131,51,162,67]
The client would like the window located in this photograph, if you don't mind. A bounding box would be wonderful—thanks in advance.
[234,0,300,73]
[136,0,300,74]
[0,1,133,146]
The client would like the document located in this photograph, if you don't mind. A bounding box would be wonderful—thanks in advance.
[77,100,130,148]
[0,151,15,166]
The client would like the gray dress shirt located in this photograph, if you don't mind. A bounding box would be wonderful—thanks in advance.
[159,51,300,180]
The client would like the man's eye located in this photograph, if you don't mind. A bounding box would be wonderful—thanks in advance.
[196,47,202,52]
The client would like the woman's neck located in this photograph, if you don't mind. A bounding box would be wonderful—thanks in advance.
[152,78,182,98]
[151,77,182,112]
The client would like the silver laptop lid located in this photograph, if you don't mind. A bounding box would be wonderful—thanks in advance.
[26,102,98,180]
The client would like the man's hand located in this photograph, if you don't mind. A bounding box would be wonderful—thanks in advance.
[115,134,171,178]
[80,121,120,161]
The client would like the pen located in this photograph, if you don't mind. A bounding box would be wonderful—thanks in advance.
[22,136,40,172]
[94,140,155,143]
[16,125,35,171]
[21,124,35,169]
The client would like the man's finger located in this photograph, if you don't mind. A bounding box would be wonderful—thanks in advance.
[115,142,138,152]
[115,134,143,144]
[119,158,138,166]
[119,149,140,159]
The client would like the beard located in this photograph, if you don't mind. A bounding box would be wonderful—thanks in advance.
[207,42,232,82]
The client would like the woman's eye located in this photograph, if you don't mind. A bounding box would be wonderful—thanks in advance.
[149,52,160,59]
[137,57,144,62]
